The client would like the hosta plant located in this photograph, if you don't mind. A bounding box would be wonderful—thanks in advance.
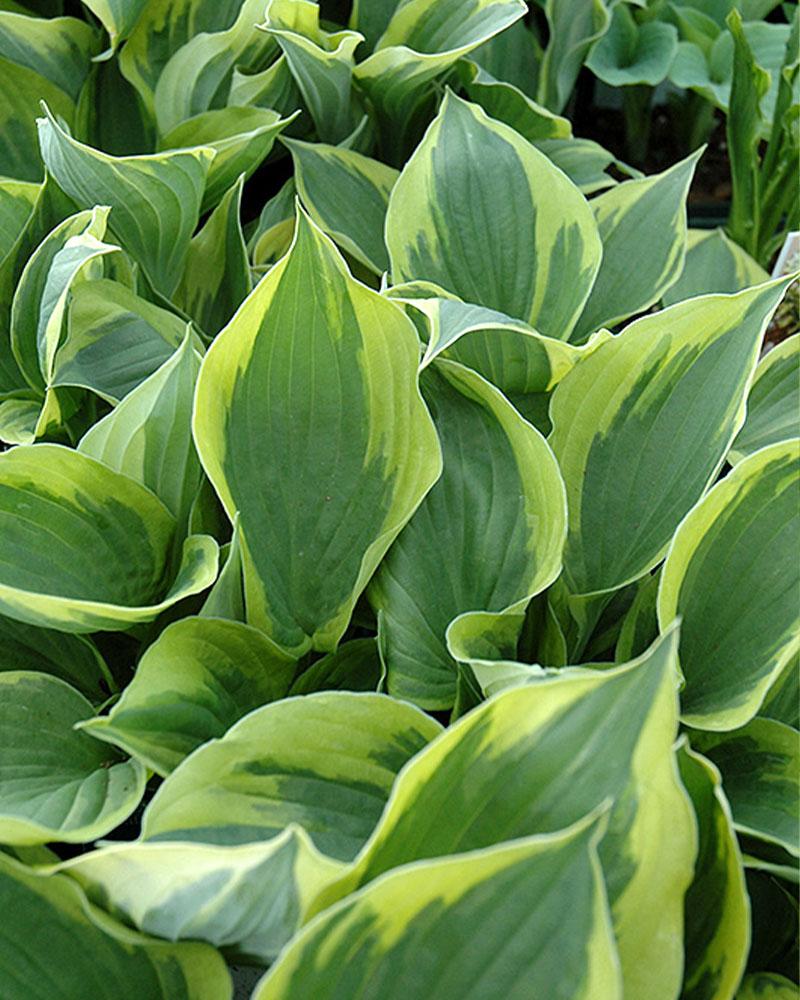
[0,2,798,999]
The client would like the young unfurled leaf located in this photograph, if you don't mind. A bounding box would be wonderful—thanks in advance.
[141,692,442,860]
[80,615,295,775]
[550,279,792,598]
[0,671,145,845]
[386,92,601,339]
[255,815,622,1000]
[586,4,678,88]
[193,207,441,656]
[659,439,800,730]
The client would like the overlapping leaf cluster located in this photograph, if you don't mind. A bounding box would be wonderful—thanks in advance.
[0,2,798,999]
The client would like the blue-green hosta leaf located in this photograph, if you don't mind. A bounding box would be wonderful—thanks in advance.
[160,106,296,214]
[457,58,571,142]
[56,827,344,965]
[78,334,202,531]
[289,638,383,695]
[354,0,527,161]
[260,0,362,144]
[536,0,610,112]
[735,974,800,999]
[663,228,769,307]
[311,631,695,1000]
[370,360,567,709]
[0,443,218,632]
[677,742,749,1000]
[37,107,214,297]
[152,0,277,137]
[52,278,186,403]
[729,335,800,464]
[571,150,702,343]
[141,692,442,860]
[587,3,678,87]
[550,279,793,598]
[80,615,294,776]
[285,137,398,274]
[79,0,147,54]
[193,207,441,656]
[255,816,622,1000]
[0,852,232,999]
[0,672,145,845]
[386,93,602,339]
[658,439,800,730]
[172,177,251,336]
[693,718,799,858]
[0,614,112,702]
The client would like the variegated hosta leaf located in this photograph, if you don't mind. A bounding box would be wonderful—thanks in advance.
[677,742,749,1000]
[79,0,148,54]
[315,630,696,1000]
[735,973,800,999]
[663,228,770,307]
[248,177,297,268]
[78,333,202,533]
[140,692,443,861]
[199,518,245,621]
[761,652,799,730]
[254,816,622,1000]
[550,280,793,599]
[0,179,39,260]
[354,0,527,161]
[289,638,383,695]
[534,136,638,194]
[370,359,566,709]
[536,0,610,112]
[172,176,251,336]
[0,853,232,999]
[37,106,215,297]
[152,0,276,137]
[228,54,304,116]
[193,207,441,656]
[729,334,800,464]
[57,827,345,965]
[160,106,296,214]
[586,3,678,87]
[260,0,362,145]
[386,92,602,340]
[0,614,113,702]
[0,672,146,845]
[0,11,99,181]
[285,137,398,274]
[658,439,800,730]
[693,719,799,859]
[570,150,702,343]
[0,397,39,446]
[0,443,218,632]
[615,571,659,663]
[52,278,186,403]
[80,615,295,776]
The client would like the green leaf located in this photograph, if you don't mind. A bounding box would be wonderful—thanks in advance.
[289,638,382,695]
[199,518,245,621]
[348,0,399,52]
[79,0,147,53]
[260,0,362,145]
[662,228,769,307]
[354,0,527,161]
[658,439,800,730]
[313,631,695,1000]
[615,571,659,663]
[537,0,610,112]
[370,360,567,709]
[386,92,601,340]
[469,17,542,98]
[80,615,294,776]
[37,106,214,296]
[571,150,702,343]
[729,334,800,464]
[693,718,799,858]
[534,136,638,194]
[0,672,145,845]
[254,815,622,1000]
[248,177,296,267]
[52,278,186,403]
[587,3,678,87]
[0,852,232,998]
[160,106,296,214]
[0,443,218,632]
[141,692,442,860]
[193,207,441,656]
[677,742,749,1000]
[0,614,112,701]
[761,651,799,730]
[57,827,344,965]
[550,279,793,598]
[78,334,202,532]
[285,137,398,274]
[0,179,39,261]
[736,973,800,999]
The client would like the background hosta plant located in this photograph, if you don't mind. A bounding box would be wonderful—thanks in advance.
[0,1,797,999]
